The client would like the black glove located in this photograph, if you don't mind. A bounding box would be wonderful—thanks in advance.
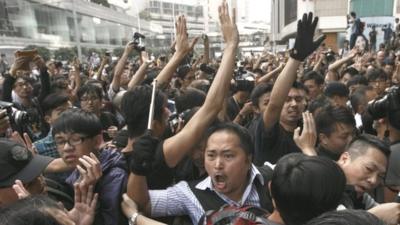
[130,131,160,176]
[290,12,326,61]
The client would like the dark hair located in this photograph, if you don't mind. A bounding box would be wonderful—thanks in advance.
[52,108,102,137]
[316,105,355,136]
[347,134,390,159]
[307,96,331,115]
[293,81,309,94]
[250,83,273,107]
[205,122,254,156]
[50,76,69,94]
[366,68,388,82]
[346,75,368,88]
[41,93,69,115]
[121,85,167,138]
[174,88,206,114]
[349,86,372,113]
[340,67,359,78]
[271,153,346,225]
[303,71,324,85]
[305,209,386,225]
[324,82,349,98]
[350,12,356,18]
[77,83,103,100]
[0,195,62,225]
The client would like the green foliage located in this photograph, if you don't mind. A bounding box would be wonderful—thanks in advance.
[23,45,51,61]
[54,47,77,61]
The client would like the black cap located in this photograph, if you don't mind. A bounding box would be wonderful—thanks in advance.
[0,138,54,188]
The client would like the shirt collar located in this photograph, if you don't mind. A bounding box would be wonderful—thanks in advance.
[195,164,263,191]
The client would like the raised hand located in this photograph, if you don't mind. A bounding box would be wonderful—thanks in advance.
[294,111,317,156]
[12,179,30,199]
[68,184,98,225]
[175,15,199,56]
[290,13,326,61]
[218,0,239,48]
[76,152,102,189]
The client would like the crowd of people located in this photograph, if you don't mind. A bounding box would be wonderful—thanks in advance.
[2,1,400,225]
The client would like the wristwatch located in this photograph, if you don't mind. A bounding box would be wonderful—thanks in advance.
[129,212,140,225]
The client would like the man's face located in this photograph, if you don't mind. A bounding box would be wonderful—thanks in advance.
[320,123,354,154]
[54,132,97,166]
[340,73,352,86]
[377,51,385,63]
[13,78,33,99]
[304,79,322,100]
[355,36,366,52]
[204,131,251,201]
[370,79,387,96]
[256,92,271,114]
[338,148,387,193]
[384,64,394,76]
[46,101,72,125]
[80,93,102,114]
[280,88,307,126]
[121,69,130,86]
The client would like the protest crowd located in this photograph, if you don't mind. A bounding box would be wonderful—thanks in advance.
[3,1,400,224]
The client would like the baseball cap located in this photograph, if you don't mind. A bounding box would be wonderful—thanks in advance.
[0,138,54,188]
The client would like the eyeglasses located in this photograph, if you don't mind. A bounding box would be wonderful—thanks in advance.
[55,136,87,147]
[80,96,100,102]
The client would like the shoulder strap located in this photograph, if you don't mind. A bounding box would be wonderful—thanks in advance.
[188,180,226,211]
[255,166,274,212]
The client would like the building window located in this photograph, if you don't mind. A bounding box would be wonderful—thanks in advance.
[284,0,297,26]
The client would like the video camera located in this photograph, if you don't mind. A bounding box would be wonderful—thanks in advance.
[368,86,400,130]
[133,32,146,51]
[232,66,255,93]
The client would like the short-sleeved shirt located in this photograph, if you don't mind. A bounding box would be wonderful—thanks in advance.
[253,117,301,165]
[385,142,400,187]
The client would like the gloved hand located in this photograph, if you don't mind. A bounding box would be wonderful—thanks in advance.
[290,12,326,61]
[129,131,159,176]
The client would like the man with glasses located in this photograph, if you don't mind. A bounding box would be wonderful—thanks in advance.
[52,108,127,225]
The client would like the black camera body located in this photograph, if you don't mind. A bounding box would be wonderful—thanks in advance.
[133,32,145,51]
[0,100,30,134]
[368,86,400,130]
[233,67,255,93]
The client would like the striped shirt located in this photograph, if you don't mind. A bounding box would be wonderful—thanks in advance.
[149,164,263,225]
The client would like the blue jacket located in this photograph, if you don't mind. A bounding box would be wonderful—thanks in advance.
[66,148,128,225]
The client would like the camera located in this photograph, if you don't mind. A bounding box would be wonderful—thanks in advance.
[368,86,400,129]
[168,109,194,132]
[132,32,145,51]
[0,101,30,133]
[232,67,255,92]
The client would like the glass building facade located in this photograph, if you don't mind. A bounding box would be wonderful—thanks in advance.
[0,0,150,53]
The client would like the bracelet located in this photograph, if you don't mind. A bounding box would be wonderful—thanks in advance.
[129,212,140,225]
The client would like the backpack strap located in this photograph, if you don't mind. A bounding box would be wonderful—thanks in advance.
[255,166,274,212]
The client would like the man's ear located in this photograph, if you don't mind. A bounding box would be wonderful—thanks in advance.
[319,133,328,146]
[338,151,351,165]
[93,133,103,149]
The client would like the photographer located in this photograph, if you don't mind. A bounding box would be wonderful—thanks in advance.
[2,52,50,141]
[367,87,400,202]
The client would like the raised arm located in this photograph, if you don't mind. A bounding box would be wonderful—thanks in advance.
[162,1,239,167]
[128,52,151,90]
[256,63,284,84]
[111,42,135,93]
[328,48,357,72]
[202,34,210,64]
[156,16,198,89]
[263,13,325,129]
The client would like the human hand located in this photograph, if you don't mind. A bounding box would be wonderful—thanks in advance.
[121,193,138,218]
[125,41,136,54]
[218,0,239,48]
[32,55,46,70]
[76,152,102,189]
[130,131,160,176]
[12,179,30,199]
[68,184,98,225]
[294,111,317,156]
[368,203,400,225]
[141,51,152,65]
[175,15,199,56]
[290,13,326,61]
[0,109,10,135]
[239,102,254,117]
